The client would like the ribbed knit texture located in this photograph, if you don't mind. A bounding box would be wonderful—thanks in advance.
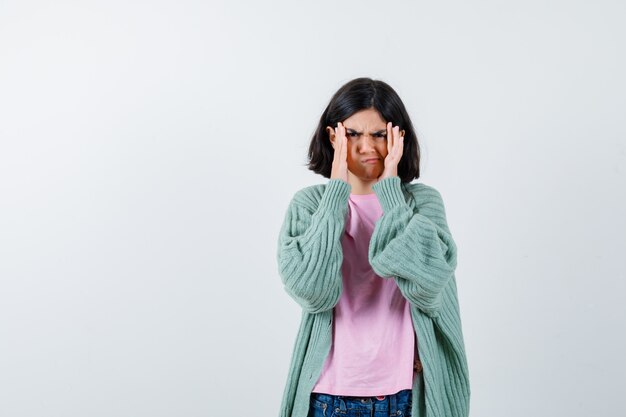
[277,176,470,417]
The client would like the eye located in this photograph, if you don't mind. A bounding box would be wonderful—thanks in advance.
[347,132,359,138]
[374,133,387,139]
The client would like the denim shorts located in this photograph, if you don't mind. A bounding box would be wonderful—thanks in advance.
[307,389,412,417]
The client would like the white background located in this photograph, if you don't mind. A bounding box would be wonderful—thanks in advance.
[1,1,625,416]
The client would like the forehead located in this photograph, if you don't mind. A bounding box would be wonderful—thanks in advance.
[343,108,386,129]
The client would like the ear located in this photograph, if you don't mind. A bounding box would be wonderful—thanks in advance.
[326,126,336,149]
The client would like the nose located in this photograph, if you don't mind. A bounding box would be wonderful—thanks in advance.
[357,135,377,152]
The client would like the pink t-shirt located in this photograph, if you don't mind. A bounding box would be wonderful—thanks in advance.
[311,191,416,396]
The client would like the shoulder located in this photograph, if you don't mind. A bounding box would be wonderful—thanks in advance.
[403,181,446,207]
[289,183,327,211]
[403,181,451,227]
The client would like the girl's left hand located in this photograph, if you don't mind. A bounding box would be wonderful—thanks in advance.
[378,122,405,180]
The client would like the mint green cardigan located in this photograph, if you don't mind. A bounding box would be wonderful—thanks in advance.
[276,176,470,417]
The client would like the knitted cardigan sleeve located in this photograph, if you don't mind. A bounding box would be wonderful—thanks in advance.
[277,179,351,314]
[369,176,458,317]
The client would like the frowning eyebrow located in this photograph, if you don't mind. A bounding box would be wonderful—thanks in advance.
[345,128,387,135]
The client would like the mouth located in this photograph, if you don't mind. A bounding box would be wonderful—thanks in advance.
[362,158,380,164]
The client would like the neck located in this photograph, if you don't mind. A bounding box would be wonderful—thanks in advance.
[347,171,378,195]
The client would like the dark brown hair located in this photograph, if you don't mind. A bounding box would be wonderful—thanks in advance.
[307,77,420,183]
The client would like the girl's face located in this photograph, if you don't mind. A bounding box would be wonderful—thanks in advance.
[327,108,389,181]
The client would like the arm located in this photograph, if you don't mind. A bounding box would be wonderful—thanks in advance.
[368,176,457,318]
[277,179,351,314]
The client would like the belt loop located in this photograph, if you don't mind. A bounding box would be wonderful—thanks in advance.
[390,391,397,415]
[335,396,347,412]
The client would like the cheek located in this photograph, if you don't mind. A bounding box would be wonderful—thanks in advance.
[378,142,389,157]
[346,143,358,160]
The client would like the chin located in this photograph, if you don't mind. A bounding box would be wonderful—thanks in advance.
[358,173,381,181]
[350,168,381,181]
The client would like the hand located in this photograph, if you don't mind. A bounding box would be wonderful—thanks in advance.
[329,122,349,183]
[378,122,404,180]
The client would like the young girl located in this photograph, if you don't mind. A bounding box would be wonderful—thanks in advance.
[277,78,470,417]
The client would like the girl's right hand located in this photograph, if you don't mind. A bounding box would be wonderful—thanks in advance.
[330,122,349,183]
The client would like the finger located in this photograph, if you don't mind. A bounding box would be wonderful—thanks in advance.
[331,125,341,179]
[337,122,343,150]
[393,125,401,156]
[387,122,393,154]
[339,122,348,163]
[333,126,342,165]
[392,126,397,153]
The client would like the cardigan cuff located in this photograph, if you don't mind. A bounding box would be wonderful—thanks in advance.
[372,176,408,213]
[318,178,351,215]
